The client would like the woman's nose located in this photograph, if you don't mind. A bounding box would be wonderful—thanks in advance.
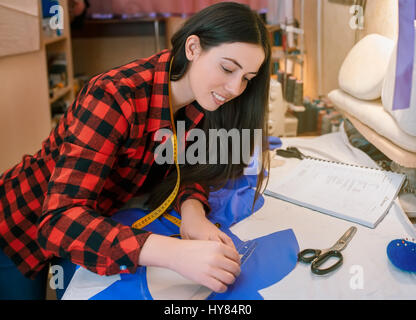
[225,75,245,97]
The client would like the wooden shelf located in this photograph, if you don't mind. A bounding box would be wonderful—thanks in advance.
[43,34,67,46]
[272,46,285,60]
[49,85,71,104]
[266,24,281,33]
[272,46,304,64]
[268,6,305,82]
[40,0,74,128]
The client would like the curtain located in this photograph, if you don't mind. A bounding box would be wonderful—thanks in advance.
[87,0,268,18]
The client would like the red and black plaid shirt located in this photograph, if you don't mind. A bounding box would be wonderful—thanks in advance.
[0,50,210,278]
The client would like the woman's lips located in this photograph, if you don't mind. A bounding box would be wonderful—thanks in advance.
[212,91,227,105]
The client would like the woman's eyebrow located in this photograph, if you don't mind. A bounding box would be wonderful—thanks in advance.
[222,57,258,74]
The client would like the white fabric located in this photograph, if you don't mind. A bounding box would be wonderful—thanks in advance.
[62,267,120,300]
[328,89,416,152]
[268,78,286,137]
[338,34,394,100]
[381,23,416,136]
[146,267,212,300]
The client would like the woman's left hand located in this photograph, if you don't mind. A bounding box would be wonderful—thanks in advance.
[180,199,236,250]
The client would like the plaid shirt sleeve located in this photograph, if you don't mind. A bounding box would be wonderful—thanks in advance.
[37,78,151,276]
[173,182,211,215]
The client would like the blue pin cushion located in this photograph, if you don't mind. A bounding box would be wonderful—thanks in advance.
[386,238,416,272]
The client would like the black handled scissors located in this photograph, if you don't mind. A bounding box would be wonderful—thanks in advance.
[298,226,357,275]
[275,147,306,160]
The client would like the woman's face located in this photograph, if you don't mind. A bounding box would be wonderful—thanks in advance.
[186,40,265,112]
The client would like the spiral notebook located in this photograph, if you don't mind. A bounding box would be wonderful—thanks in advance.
[265,157,406,228]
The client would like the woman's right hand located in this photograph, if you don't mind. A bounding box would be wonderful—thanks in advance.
[138,234,241,293]
[170,238,241,293]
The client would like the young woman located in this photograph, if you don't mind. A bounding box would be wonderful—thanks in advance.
[0,2,271,299]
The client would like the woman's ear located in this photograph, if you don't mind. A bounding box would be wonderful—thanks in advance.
[185,35,202,61]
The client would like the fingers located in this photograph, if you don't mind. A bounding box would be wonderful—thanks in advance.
[202,253,240,293]
[220,242,241,266]
[200,241,241,293]
[217,232,237,251]
[171,239,242,294]
[204,268,237,293]
[204,276,228,293]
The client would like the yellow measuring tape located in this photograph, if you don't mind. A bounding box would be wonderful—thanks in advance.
[131,58,181,230]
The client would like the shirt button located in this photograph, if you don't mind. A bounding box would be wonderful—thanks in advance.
[120,265,127,271]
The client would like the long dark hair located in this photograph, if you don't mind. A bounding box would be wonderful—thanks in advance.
[147,2,271,212]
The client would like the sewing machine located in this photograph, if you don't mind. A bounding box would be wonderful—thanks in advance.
[268,77,298,138]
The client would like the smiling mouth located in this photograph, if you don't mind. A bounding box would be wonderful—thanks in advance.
[212,91,227,104]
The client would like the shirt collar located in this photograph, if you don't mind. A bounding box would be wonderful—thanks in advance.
[146,50,205,133]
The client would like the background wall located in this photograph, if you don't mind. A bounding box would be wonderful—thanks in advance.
[294,0,318,98]
[71,16,187,78]
[0,51,51,172]
[71,19,171,78]
[297,0,397,98]
[356,0,398,41]
[72,34,165,77]
[321,0,356,96]
[0,3,51,172]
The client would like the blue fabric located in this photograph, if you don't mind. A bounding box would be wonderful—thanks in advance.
[393,0,415,111]
[0,249,76,300]
[207,229,299,300]
[92,268,153,300]
[269,136,282,150]
[0,249,48,300]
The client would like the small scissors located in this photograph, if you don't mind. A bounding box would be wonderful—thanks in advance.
[298,226,357,275]
[275,147,306,160]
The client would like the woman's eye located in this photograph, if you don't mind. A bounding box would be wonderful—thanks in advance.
[222,65,251,82]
